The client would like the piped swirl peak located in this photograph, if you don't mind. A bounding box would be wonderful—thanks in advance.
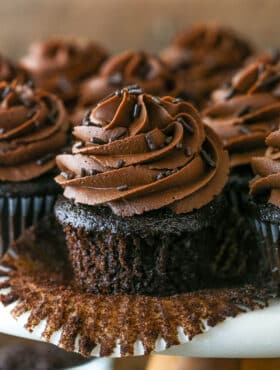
[203,61,280,168]
[56,88,229,216]
[0,80,69,181]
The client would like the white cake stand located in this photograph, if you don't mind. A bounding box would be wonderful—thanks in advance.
[0,299,280,359]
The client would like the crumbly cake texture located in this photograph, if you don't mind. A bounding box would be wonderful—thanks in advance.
[55,195,267,295]
[0,216,269,357]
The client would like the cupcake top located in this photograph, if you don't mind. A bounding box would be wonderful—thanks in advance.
[0,80,69,182]
[21,38,108,106]
[73,50,176,123]
[56,87,229,217]
[203,61,280,168]
[0,54,28,83]
[160,23,252,106]
[250,129,280,207]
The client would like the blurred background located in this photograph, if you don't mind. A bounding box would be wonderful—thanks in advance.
[0,0,279,58]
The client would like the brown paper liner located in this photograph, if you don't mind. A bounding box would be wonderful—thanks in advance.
[0,217,270,358]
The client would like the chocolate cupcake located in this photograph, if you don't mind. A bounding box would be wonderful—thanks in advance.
[203,61,280,210]
[54,87,234,296]
[160,23,253,107]
[250,129,280,289]
[0,80,69,255]
[0,336,88,370]
[72,50,177,124]
[21,38,108,110]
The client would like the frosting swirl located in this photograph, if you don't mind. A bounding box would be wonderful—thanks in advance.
[21,38,108,106]
[160,24,252,107]
[0,54,28,83]
[203,61,280,168]
[250,129,280,207]
[0,80,69,182]
[56,88,229,217]
[73,50,177,123]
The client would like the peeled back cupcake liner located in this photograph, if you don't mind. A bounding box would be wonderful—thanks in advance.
[0,193,56,258]
[0,216,271,358]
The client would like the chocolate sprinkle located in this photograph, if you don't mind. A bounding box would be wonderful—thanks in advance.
[127,88,144,95]
[82,111,91,126]
[133,103,141,120]
[165,136,173,145]
[1,86,11,99]
[108,72,123,86]
[172,98,184,103]
[74,141,84,149]
[145,133,157,151]
[225,88,235,100]
[117,184,128,191]
[36,153,55,166]
[89,169,99,176]
[115,90,123,98]
[60,171,75,180]
[26,107,37,120]
[116,159,125,168]
[239,126,251,134]
[109,127,127,142]
[125,83,139,90]
[156,172,165,181]
[237,105,251,117]
[80,168,87,177]
[257,74,280,89]
[151,96,162,105]
[177,116,194,134]
[184,147,192,156]
[200,149,216,168]
[90,137,107,145]
[175,142,183,150]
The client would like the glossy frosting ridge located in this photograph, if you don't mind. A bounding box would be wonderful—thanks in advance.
[56,87,229,216]
[0,80,69,181]
[204,61,280,167]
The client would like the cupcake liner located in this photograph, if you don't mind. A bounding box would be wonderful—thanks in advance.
[0,216,270,358]
[253,219,280,288]
[0,194,56,258]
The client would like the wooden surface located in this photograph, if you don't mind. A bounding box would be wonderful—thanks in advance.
[1,0,280,58]
[147,356,280,370]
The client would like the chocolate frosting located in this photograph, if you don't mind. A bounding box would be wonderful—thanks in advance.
[250,129,280,207]
[56,88,229,216]
[73,50,177,123]
[203,61,280,168]
[0,54,28,83]
[21,38,108,106]
[0,80,69,182]
[160,24,252,106]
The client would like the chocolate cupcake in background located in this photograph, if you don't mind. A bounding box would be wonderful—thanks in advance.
[250,129,280,290]
[0,334,88,370]
[54,86,247,296]
[0,54,29,83]
[20,38,108,111]
[0,80,69,256]
[160,23,253,108]
[203,61,280,210]
[72,50,177,124]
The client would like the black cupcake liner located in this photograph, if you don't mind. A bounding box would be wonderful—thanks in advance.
[0,194,56,257]
[252,219,280,291]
